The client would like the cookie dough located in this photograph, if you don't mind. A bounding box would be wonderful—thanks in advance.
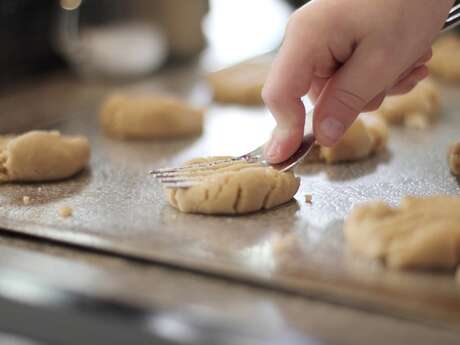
[375,79,440,129]
[100,94,204,139]
[429,34,460,82]
[207,60,270,105]
[344,196,460,269]
[59,206,73,218]
[448,141,460,175]
[304,115,388,164]
[0,131,90,183]
[166,157,300,215]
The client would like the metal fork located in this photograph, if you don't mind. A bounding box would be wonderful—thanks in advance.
[151,109,316,188]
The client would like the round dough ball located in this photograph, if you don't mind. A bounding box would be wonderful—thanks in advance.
[375,79,440,129]
[360,113,389,153]
[429,34,460,82]
[320,117,374,163]
[0,131,90,183]
[100,94,204,140]
[303,115,388,164]
[207,61,270,105]
[166,157,300,215]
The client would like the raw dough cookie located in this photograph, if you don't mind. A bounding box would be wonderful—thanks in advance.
[448,141,460,175]
[304,114,388,164]
[375,79,440,129]
[429,34,460,82]
[207,60,270,105]
[166,157,300,215]
[344,196,460,269]
[100,94,204,139]
[0,131,90,183]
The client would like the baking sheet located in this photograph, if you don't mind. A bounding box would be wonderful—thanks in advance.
[1,69,460,329]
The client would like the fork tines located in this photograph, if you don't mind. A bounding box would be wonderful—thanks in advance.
[444,3,460,31]
[151,157,237,178]
[150,155,263,188]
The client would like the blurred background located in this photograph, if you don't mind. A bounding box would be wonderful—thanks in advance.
[0,0,307,84]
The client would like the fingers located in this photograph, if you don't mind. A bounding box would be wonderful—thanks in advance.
[308,46,431,148]
[414,49,433,67]
[388,65,429,95]
[360,66,429,115]
[363,92,386,112]
[308,76,329,104]
[262,10,317,163]
[312,78,386,112]
[313,41,401,146]
[263,2,347,163]
[263,3,437,157]
[395,49,432,84]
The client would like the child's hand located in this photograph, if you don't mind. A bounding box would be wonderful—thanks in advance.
[263,0,453,163]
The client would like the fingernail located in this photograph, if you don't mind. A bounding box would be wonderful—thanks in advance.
[265,127,290,160]
[319,117,345,143]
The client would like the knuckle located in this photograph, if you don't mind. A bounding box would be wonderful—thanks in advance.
[286,8,322,42]
[368,48,392,69]
[286,9,303,33]
[314,64,335,79]
[331,88,367,114]
[261,85,283,108]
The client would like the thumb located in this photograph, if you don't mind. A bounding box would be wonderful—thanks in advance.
[313,45,397,147]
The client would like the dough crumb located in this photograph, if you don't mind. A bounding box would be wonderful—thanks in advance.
[59,206,73,218]
[22,196,30,205]
[344,196,460,270]
[166,156,299,215]
[375,79,440,128]
[448,141,460,176]
[304,194,312,204]
[100,94,204,140]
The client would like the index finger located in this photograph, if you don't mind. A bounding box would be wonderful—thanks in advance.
[262,12,315,129]
[262,10,316,162]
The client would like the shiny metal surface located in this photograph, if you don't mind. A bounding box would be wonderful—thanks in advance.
[0,245,310,345]
[1,71,460,327]
[1,239,459,345]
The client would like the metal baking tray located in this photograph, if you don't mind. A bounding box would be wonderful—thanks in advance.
[1,69,460,329]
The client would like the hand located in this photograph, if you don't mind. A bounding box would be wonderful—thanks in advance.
[263,0,453,163]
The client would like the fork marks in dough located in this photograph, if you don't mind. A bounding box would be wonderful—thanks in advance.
[165,156,299,215]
